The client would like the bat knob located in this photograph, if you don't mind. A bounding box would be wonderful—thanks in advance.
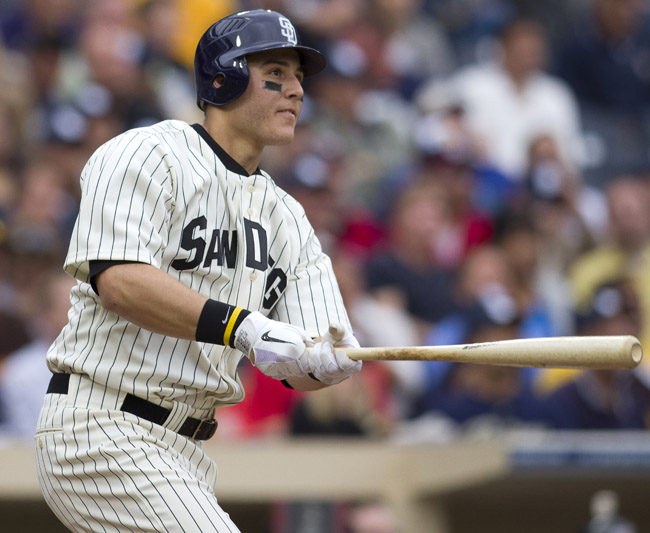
[328,323,345,342]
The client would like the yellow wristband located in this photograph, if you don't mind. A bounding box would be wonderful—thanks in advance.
[223,306,243,347]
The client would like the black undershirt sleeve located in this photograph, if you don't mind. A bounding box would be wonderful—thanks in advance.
[88,260,139,295]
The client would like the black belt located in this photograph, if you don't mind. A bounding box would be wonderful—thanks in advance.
[47,373,218,441]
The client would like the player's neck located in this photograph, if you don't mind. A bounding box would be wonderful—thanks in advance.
[202,115,263,175]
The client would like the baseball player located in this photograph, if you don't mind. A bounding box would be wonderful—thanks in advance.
[34,9,362,533]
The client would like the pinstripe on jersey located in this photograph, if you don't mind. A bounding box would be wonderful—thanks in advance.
[46,119,350,411]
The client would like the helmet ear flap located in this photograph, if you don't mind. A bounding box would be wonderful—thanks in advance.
[211,60,250,107]
[198,58,250,109]
[198,73,225,111]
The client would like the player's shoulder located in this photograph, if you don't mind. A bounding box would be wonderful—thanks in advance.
[99,119,194,152]
[118,119,193,143]
[139,119,195,137]
[266,177,306,214]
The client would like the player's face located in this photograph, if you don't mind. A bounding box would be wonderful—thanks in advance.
[228,49,305,147]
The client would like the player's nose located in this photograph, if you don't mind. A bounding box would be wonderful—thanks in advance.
[286,74,304,100]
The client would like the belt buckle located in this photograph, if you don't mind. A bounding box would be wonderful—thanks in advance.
[192,418,218,440]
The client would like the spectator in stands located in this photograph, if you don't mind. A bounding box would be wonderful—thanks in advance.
[414,242,552,422]
[0,42,31,169]
[492,212,556,338]
[2,162,70,326]
[9,158,77,255]
[411,306,547,430]
[136,0,201,123]
[540,278,650,429]
[507,1,585,50]
[0,309,31,372]
[554,0,650,114]
[290,375,385,437]
[2,158,74,327]
[518,134,607,257]
[0,0,82,53]
[417,17,583,182]
[376,99,495,268]
[426,244,530,346]
[339,0,456,98]
[278,151,346,256]
[0,42,31,240]
[304,37,413,210]
[50,0,166,134]
[0,300,31,428]
[364,181,458,328]
[511,134,608,335]
[569,176,650,382]
[553,0,650,184]
[0,270,74,437]
[0,103,23,236]
[423,0,515,66]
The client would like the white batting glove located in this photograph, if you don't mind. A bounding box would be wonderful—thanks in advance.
[307,322,363,385]
[233,311,313,380]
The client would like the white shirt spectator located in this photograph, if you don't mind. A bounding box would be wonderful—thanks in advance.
[0,340,52,439]
[448,61,583,180]
[417,18,584,182]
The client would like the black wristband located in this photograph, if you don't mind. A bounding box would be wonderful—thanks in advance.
[196,299,250,347]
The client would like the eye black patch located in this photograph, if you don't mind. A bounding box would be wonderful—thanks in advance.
[263,81,282,92]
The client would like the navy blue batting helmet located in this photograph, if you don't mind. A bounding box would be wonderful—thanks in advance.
[194,9,326,109]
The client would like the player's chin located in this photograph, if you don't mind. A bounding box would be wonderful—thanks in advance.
[266,127,296,146]
[270,112,298,142]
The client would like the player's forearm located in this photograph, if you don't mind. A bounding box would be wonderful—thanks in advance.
[95,262,206,340]
[94,263,360,387]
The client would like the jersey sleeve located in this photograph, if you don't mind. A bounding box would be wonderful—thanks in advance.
[270,227,351,338]
[64,130,176,283]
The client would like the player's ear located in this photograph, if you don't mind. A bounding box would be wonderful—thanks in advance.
[212,74,225,89]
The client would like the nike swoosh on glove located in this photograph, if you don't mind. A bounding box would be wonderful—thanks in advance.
[233,311,313,380]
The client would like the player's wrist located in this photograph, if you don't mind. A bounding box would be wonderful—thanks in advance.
[232,311,272,359]
[195,299,250,348]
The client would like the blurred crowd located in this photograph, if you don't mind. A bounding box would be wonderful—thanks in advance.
[1,0,650,447]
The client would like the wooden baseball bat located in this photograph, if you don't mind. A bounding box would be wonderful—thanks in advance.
[338,335,643,370]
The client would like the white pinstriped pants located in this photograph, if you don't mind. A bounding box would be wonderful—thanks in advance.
[34,392,240,532]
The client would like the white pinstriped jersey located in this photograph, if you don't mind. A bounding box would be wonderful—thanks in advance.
[47,119,350,410]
